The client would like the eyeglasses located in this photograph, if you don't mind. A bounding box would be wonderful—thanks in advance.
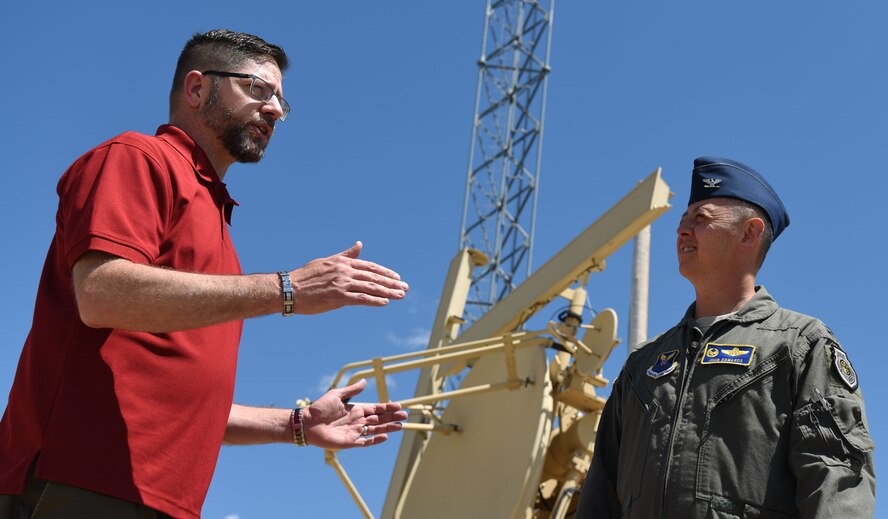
[202,70,290,121]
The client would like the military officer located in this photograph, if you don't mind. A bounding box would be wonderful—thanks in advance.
[577,157,875,518]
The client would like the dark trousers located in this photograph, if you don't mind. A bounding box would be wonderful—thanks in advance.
[0,463,171,519]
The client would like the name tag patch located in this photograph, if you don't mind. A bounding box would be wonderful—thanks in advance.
[647,349,680,379]
[700,343,756,366]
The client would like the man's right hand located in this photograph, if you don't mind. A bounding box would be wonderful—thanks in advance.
[71,241,407,333]
[289,241,408,315]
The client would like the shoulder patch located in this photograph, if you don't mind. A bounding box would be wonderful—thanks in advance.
[647,349,680,379]
[832,347,859,391]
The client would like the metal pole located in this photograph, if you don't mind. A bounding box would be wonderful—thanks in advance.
[628,225,650,352]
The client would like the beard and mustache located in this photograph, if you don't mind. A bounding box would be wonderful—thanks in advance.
[201,82,275,163]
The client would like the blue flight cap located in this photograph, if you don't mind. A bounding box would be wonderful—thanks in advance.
[689,156,790,239]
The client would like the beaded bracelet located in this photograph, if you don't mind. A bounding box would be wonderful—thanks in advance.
[290,407,307,447]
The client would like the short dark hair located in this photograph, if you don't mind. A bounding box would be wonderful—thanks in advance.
[169,29,289,110]
[731,199,773,269]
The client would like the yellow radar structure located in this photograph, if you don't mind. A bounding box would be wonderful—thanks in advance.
[323,170,672,518]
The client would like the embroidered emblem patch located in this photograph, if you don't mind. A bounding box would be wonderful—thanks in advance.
[700,343,755,366]
[647,349,680,379]
[702,178,722,189]
[832,347,858,391]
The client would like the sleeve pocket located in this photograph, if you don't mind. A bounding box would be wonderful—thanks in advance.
[794,394,874,469]
[824,394,874,454]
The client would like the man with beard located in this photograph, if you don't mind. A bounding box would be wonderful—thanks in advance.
[576,157,875,518]
[0,30,409,519]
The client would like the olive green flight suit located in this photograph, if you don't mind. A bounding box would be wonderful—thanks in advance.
[577,287,875,518]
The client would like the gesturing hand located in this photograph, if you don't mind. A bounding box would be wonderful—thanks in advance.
[289,241,409,315]
[302,379,408,449]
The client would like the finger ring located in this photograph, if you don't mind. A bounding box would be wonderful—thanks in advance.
[361,425,369,436]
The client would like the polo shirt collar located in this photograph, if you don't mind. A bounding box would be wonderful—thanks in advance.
[155,124,219,180]
[155,124,239,224]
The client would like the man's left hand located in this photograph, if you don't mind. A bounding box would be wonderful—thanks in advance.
[302,379,408,448]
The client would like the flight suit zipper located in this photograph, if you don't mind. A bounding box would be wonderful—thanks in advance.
[659,320,729,518]
[660,331,701,518]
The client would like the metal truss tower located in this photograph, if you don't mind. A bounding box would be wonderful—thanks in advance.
[459,0,555,325]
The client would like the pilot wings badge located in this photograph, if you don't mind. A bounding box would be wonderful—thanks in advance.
[647,349,680,379]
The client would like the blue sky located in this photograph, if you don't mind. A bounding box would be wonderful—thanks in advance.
[2,2,886,518]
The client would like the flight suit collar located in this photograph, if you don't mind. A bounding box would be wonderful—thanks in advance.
[678,286,779,329]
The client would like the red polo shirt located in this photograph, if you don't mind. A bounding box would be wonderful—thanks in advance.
[0,125,243,519]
